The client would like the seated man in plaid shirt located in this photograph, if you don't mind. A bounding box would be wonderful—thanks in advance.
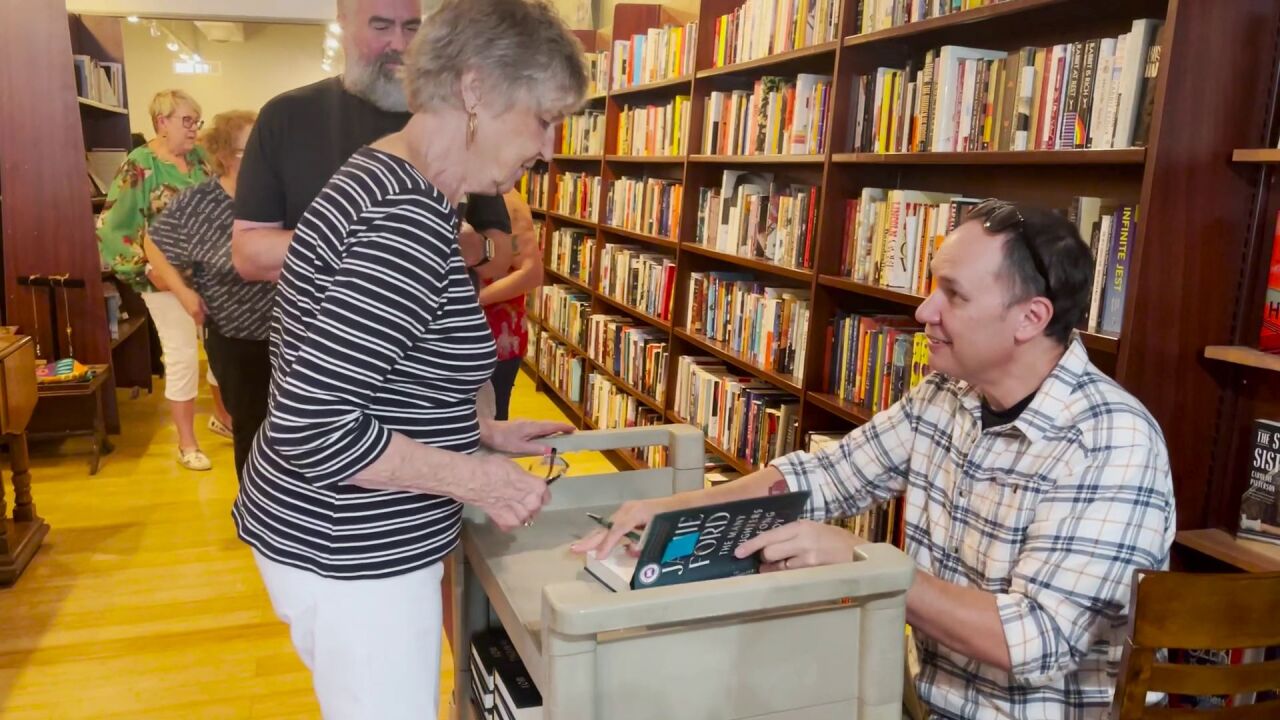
[575,200,1176,720]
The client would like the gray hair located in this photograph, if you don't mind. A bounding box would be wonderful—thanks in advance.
[403,0,587,118]
[336,0,432,19]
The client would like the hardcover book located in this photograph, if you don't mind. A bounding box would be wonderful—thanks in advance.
[1239,418,1280,546]
[587,491,811,591]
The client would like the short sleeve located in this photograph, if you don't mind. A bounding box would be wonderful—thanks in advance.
[233,102,286,224]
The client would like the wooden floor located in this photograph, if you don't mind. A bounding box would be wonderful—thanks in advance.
[0,367,608,719]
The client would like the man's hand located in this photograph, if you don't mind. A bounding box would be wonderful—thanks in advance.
[733,520,868,571]
[479,419,574,456]
[570,495,690,559]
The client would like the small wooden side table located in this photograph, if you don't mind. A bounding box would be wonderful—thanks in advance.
[0,334,45,585]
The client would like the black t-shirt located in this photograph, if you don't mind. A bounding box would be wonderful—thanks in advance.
[235,76,509,233]
[980,391,1037,430]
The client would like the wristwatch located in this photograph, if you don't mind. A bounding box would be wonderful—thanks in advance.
[472,235,496,269]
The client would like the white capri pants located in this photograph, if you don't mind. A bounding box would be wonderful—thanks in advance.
[141,291,217,402]
[253,550,444,719]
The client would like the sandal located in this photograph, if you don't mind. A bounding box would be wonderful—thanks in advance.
[178,448,212,471]
[208,416,233,439]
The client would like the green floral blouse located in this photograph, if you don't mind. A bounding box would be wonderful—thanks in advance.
[95,144,210,292]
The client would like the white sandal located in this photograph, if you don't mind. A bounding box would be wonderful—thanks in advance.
[208,416,233,439]
[178,448,212,471]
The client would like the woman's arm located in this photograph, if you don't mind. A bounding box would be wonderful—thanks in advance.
[95,153,155,288]
[477,192,543,305]
[146,193,206,323]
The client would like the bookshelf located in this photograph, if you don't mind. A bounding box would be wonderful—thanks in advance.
[515,0,1280,524]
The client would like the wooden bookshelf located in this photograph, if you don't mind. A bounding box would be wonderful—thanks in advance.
[544,266,593,296]
[546,210,597,228]
[598,224,679,250]
[77,97,127,115]
[513,0,1280,527]
[667,409,756,475]
[1204,345,1280,372]
[1174,528,1280,573]
[585,356,665,415]
[1232,148,1280,163]
[551,154,603,162]
[830,149,1146,165]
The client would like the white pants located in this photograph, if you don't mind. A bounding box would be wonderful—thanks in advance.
[141,291,216,402]
[252,551,444,719]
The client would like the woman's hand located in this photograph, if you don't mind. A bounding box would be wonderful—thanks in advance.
[570,494,690,558]
[176,287,207,326]
[457,453,552,531]
[732,520,868,571]
[480,419,574,456]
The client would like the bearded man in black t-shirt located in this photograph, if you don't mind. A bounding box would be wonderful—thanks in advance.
[216,0,514,483]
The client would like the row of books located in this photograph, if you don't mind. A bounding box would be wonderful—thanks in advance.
[584,373,667,468]
[848,20,1163,154]
[553,172,602,222]
[710,0,840,68]
[535,283,590,348]
[702,74,832,156]
[587,314,669,403]
[694,169,818,270]
[854,0,1009,35]
[672,355,800,469]
[616,97,692,157]
[548,228,595,288]
[538,332,585,405]
[1074,199,1137,336]
[560,110,605,156]
[823,313,933,412]
[837,189,977,295]
[686,272,811,379]
[603,176,683,240]
[611,22,699,90]
[516,167,549,211]
[584,51,610,97]
[806,432,904,546]
[599,243,677,322]
[72,54,124,108]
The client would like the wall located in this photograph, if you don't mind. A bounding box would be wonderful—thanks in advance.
[121,20,332,137]
[67,0,333,23]
[598,0,700,30]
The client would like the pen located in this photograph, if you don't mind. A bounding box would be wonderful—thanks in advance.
[585,512,643,543]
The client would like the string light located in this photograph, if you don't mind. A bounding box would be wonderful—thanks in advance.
[126,15,139,23]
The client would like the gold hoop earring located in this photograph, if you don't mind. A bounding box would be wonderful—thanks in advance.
[466,111,477,148]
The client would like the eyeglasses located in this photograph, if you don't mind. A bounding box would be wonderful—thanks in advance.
[971,198,1052,299]
[525,447,569,484]
[175,115,204,130]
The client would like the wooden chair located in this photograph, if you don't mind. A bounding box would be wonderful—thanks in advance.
[1112,569,1280,718]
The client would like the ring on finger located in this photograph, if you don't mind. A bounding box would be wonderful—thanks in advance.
[783,557,792,570]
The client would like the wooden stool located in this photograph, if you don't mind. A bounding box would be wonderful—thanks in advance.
[30,363,114,475]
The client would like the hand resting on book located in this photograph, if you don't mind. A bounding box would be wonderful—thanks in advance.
[733,519,868,571]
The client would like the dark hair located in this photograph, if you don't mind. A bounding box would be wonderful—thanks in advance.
[964,201,1095,346]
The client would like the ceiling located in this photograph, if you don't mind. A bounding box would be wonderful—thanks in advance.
[64,0,331,23]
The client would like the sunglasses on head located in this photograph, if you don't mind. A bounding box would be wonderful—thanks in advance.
[971,198,1052,299]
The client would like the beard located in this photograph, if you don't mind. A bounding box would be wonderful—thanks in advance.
[342,50,409,113]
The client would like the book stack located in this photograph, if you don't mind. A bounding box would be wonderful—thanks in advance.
[604,176,683,240]
[672,356,800,468]
[599,243,677,321]
[854,0,1010,34]
[686,272,811,379]
[560,110,605,155]
[72,54,124,107]
[1071,198,1138,336]
[517,167,550,210]
[847,20,1164,153]
[535,283,591,348]
[710,0,840,68]
[611,22,698,90]
[695,169,819,269]
[701,74,832,155]
[470,629,543,720]
[553,172,602,222]
[617,97,692,156]
[548,227,595,287]
[587,314,669,403]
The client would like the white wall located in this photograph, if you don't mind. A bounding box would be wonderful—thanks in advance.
[68,0,333,23]
[122,21,333,137]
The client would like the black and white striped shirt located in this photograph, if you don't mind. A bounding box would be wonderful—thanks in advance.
[232,147,497,579]
[148,179,275,340]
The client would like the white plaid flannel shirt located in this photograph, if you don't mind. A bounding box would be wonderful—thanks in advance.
[772,338,1176,720]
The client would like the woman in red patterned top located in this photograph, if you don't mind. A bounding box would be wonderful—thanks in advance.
[478,190,542,419]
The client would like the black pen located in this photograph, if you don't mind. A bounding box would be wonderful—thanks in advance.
[585,512,643,543]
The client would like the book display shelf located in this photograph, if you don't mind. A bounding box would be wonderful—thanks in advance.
[514,0,1280,564]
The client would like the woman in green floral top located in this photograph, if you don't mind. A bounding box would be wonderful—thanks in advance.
[95,89,230,472]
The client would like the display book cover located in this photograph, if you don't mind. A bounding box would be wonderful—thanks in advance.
[586,490,811,592]
[1239,418,1280,546]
